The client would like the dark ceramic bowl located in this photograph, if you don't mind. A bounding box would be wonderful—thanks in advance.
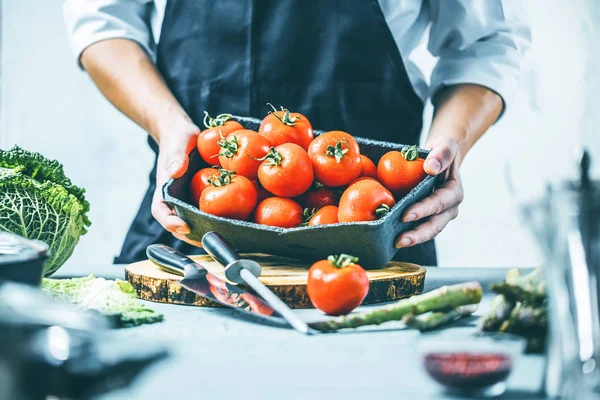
[164,116,435,269]
[0,232,48,285]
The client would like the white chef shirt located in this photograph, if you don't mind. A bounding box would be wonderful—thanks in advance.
[63,0,531,111]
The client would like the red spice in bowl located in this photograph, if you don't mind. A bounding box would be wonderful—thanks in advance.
[423,352,513,389]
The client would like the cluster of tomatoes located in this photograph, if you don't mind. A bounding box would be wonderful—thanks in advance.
[190,105,428,228]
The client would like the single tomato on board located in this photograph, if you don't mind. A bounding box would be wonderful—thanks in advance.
[253,197,304,228]
[200,169,257,221]
[377,145,428,199]
[338,179,396,222]
[307,254,369,316]
[308,131,361,187]
[197,112,243,166]
[218,129,270,180]
[306,205,339,226]
[256,143,314,198]
[259,104,314,150]
[190,167,219,206]
[359,155,377,178]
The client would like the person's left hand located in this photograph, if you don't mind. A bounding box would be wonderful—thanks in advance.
[395,136,464,248]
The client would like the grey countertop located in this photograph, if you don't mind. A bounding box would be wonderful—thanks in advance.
[56,264,545,400]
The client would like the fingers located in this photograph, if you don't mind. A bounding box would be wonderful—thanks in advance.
[395,206,459,248]
[402,176,464,222]
[424,136,459,176]
[151,186,190,234]
[152,122,200,234]
[173,232,204,248]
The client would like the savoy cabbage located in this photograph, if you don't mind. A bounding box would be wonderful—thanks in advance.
[0,145,91,276]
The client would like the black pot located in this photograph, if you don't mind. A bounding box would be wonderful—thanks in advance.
[0,232,48,285]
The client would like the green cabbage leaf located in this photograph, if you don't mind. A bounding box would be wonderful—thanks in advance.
[43,274,163,327]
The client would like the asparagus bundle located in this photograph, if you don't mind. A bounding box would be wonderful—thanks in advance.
[478,268,547,353]
[310,282,482,333]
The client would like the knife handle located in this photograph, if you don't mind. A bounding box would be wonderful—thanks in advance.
[146,244,200,277]
[201,232,241,266]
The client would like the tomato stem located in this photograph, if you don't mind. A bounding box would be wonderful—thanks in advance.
[217,131,239,158]
[249,147,283,166]
[326,140,349,163]
[400,145,419,161]
[301,207,317,226]
[203,111,234,128]
[266,103,300,126]
[327,254,359,268]
[208,169,236,187]
[375,204,391,218]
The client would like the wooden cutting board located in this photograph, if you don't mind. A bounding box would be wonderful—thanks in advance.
[125,254,426,309]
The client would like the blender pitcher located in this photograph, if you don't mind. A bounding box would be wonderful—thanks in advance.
[519,150,600,399]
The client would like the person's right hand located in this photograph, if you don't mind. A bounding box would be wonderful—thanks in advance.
[151,115,203,247]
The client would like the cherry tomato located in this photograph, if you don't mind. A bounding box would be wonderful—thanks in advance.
[218,129,270,180]
[377,146,428,199]
[359,155,377,178]
[307,254,369,315]
[200,170,257,220]
[190,167,218,206]
[197,112,243,166]
[338,179,396,222]
[253,197,303,228]
[306,205,339,226]
[308,130,361,187]
[297,186,339,209]
[257,143,314,198]
[258,104,314,150]
[252,180,274,203]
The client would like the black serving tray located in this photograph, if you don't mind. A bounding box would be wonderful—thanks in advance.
[164,116,435,269]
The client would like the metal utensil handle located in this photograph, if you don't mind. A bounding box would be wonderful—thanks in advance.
[146,244,201,277]
[201,232,240,266]
[240,269,312,335]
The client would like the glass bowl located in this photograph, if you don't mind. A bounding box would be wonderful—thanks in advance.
[417,331,526,397]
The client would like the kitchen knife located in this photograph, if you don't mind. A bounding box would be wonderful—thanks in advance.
[146,244,282,321]
[201,232,313,335]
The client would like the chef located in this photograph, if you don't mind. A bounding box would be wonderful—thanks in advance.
[64,0,530,266]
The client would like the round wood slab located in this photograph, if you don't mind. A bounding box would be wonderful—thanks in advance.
[126,254,426,309]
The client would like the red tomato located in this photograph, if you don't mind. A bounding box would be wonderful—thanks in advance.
[308,131,361,187]
[197,112,243,166]
[258,104,314,150]
[257,143,314,198]
[252,180,274,203]
[190,167,218,206]
[200,170,257,220]
[297,186,339,209]
[218,129,270,180]
[338,179,396,222]
[307,254,369,315]
[307,205,339,226]
[253,197,303,228]
[377,146,428,199]
[359,155,377,178]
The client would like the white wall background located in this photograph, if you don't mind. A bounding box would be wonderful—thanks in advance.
[1,0,599,269]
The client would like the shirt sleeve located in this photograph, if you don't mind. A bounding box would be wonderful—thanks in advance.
[63,0,155,68]
[428,0,531,116]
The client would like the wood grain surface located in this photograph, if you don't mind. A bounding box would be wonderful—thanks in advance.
[126,254,426,309]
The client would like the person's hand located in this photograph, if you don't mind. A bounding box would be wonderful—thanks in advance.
[151,116,203,247]
[395,136,464,248]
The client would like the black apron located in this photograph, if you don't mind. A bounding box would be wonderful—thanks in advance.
[114,0,437,266]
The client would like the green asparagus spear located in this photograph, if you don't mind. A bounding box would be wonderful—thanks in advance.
[479,294,514,331]
[310,282,482,333]
[403,304,478,332]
